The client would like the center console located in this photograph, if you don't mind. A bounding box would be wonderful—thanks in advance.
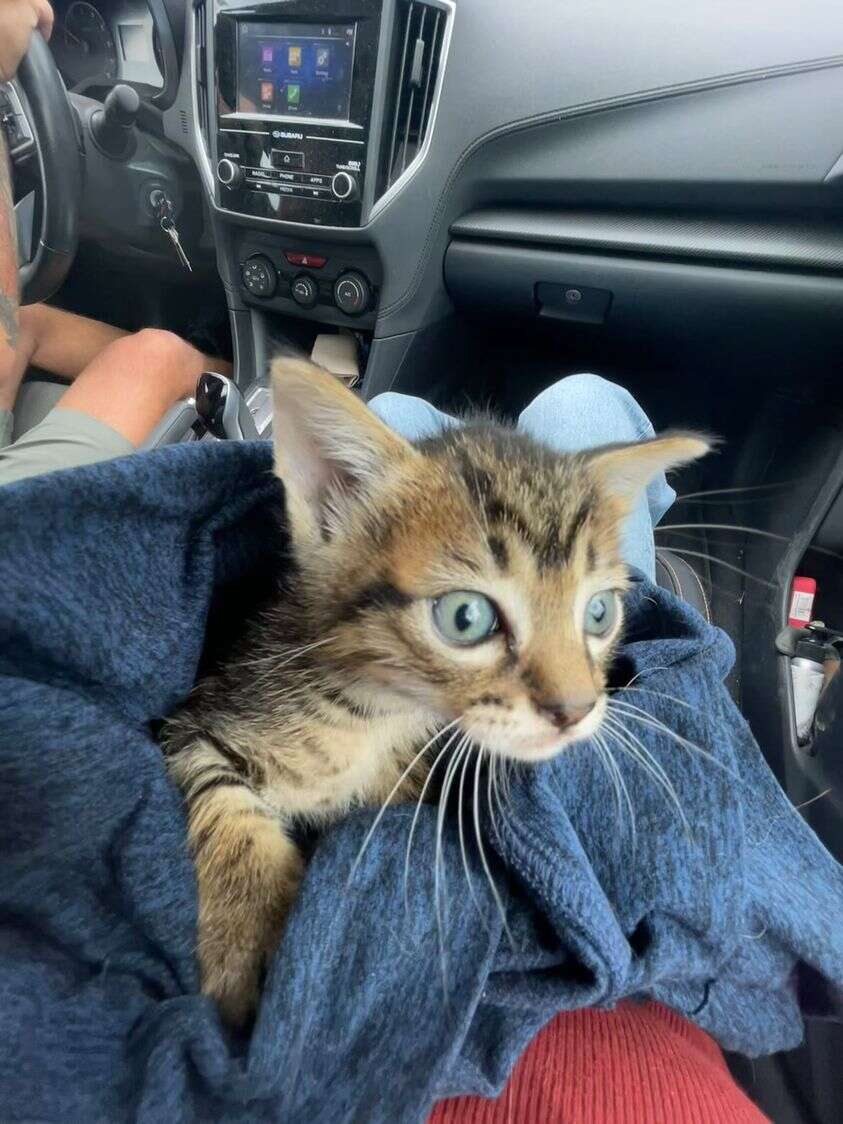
[189,0,451,334]
[214,4,382,230]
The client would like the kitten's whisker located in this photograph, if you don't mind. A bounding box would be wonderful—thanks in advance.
[591,736,621,823]
[674,496,780,506]
[241,636,337,671]
[623,665,672,691]
[601,714,690,836]
[434,736,471,995]
[675,482,794,501]
[607,715,691,838]
[486,754,508,855]
[610,685,697,713]
[473,748,517,950]
[602,714,674,800]
[348,718,463,883]
[492,755,511,828]
[500,755,515,802]
[607,699,742,784]
[651,546,775,589]
[603,710,682,800]
[657,523,843,563]
[594,733,636,848]
[457,740,484,921]
[403,726,463,911]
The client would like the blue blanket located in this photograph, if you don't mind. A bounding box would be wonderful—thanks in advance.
[1,442,842,1124]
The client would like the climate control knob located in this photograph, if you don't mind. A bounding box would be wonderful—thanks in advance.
[217,158,243,188]
[331,171,359,201]
[291,273,319,309]
[333,271,371,317]
[241,255,276,298]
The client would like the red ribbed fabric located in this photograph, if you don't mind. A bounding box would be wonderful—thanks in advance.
[429,1002,768,1123]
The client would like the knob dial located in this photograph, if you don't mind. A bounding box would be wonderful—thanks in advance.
[217,158,243,188]
[333,271,372,317]
[241,255,277,298]
[290,273,319,309]
[331,171,359,201]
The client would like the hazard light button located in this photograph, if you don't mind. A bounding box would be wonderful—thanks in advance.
[284,251,327,269]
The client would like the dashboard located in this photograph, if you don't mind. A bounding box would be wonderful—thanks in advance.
[168,0,843,353]
[49,0,173,101]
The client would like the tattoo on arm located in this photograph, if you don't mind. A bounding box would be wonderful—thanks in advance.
[0,128,20,350]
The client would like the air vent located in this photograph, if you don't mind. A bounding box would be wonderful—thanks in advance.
[194,0,209,148]
[378,0,450,200]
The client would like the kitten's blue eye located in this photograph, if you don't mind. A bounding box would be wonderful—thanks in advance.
[432,591,500,647]
[584,591,618,638]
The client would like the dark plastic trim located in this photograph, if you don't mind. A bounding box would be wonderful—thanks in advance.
[444,240,843,322]
[450,209,843,276]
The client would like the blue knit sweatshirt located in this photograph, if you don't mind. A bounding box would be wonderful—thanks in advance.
[1,441,841,1123]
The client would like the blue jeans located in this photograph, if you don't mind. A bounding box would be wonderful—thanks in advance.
[369,374,673,581]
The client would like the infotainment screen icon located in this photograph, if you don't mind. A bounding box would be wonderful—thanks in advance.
[237,22,357,124]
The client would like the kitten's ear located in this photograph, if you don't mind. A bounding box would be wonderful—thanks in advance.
[271,356,418,543]
[587,431,712,512]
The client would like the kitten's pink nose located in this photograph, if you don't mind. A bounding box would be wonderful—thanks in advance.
[536,698,595,731]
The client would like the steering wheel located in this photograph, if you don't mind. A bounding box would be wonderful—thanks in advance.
[9,32,81,304]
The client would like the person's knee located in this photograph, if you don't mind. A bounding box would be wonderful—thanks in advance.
[518,372,656,451]
[367,391,404,416]
[368,391,454,442]
[531,373,619,413]
[131,328,199,366]
[87,329,204,403]
[127,328,205,384]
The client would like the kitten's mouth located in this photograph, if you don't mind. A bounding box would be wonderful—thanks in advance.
[466,696,606,763]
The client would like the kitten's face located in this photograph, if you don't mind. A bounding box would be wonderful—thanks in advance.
[273,360,708,763]
[312,431,628,761]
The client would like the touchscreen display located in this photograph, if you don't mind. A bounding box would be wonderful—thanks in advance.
[237,22,356,121]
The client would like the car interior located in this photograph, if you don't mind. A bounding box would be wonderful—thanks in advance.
[4,0,843,1119]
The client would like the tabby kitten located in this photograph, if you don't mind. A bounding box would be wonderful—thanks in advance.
[163,358,707,1026]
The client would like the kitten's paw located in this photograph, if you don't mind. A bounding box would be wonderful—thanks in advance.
[201,947,262,1028]
[198,909,284,1028]
[196,837,305,1028]
[187,791,305,1027]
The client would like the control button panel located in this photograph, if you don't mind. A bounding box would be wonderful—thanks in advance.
[237,237,380,323]
[216,128,366,227]
[290,274,319,308]
[241,254,277,297]
[240,166,352,202]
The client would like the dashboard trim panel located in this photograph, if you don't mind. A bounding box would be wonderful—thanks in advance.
[378,51,843,319]
[450,208,843,276]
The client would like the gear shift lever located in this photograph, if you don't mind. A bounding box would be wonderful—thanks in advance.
[195,373,260,441]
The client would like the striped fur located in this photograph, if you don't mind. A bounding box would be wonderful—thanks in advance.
[163,358,708,1025]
